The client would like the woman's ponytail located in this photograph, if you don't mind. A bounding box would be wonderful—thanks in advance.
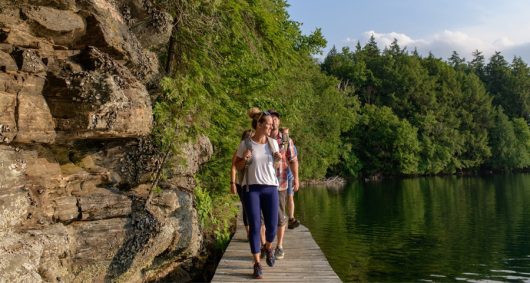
[248,107,261,120]
[248,107,261,129]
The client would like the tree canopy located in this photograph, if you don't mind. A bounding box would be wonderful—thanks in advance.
[322,40,530,176]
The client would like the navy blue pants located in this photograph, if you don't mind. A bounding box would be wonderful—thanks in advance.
[243,184,279,254]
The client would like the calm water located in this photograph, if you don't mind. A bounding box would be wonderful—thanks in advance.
[295,174,530,282]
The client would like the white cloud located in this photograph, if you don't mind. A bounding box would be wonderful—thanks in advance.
[464,1,530,45]
[492,37,515,49]
[364,30,420,47]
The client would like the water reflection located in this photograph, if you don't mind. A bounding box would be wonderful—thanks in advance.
[295,174,530,282]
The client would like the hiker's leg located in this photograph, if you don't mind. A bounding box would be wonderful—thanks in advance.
[288,195,295,219]
[276,190,288,248]
[287,178,295,219]
[237,185,249,235]
[244,185,262,256]
[260,224,266,245]
[260,186,278,249]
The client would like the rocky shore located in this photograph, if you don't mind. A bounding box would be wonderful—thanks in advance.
[301,176,347,188]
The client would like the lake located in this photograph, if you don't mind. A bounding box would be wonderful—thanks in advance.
[294,174,530,282]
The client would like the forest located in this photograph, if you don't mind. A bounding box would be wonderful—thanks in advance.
[322,39,530,178]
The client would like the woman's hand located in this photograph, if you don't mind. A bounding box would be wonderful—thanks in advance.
[244,149,252,161]
[230,182,237,194]
[293,178,299,192]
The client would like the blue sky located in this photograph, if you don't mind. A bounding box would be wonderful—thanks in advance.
[286,0,530,63]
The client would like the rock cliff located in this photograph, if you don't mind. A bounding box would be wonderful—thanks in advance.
[0,0,212,281]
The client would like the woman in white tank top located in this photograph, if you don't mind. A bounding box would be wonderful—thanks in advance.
[234,108,281,279]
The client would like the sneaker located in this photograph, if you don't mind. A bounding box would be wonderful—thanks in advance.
[288,218,300,229]
[253,262,263,279]
[260,244,266,259]
[274,246,285,259]
[265,248,275,267]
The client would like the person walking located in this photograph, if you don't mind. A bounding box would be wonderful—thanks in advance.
[230,130,253,238]
[235,108,281,279]
[285,143,300,229]
[267,109,299,260]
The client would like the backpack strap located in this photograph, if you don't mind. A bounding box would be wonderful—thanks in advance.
[268,136,282,181]
[267,136,279,154]
[242,136,253,192]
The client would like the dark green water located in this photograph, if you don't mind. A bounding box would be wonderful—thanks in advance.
[295,174,530,282]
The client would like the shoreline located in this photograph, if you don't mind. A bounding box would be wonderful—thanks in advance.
[301,176,347,188]
[301,170,530,187]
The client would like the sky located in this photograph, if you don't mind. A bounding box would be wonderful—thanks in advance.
[286,0,530,63]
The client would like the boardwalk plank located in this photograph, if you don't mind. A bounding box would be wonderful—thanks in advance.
[211,209,341,282]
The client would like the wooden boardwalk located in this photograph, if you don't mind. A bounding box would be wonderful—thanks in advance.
[212,211,341,282]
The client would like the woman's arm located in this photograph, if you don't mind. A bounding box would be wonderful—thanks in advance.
[230,153,238,194]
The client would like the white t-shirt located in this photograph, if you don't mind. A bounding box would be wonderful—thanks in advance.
[236,138,279,186]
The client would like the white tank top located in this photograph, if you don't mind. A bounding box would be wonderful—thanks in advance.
[236,139,279,186]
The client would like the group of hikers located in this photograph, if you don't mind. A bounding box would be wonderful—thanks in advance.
[230,107,301,279]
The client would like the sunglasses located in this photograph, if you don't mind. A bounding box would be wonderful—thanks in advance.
[257,111,271,121]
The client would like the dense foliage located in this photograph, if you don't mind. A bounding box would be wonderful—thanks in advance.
[150,0,352,243]
[322,37,530,176]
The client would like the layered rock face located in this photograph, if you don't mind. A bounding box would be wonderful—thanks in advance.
[0,0,212,282]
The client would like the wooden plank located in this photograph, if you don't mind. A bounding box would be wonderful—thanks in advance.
[211,208,341,282]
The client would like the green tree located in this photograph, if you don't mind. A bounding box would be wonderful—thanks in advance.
[468,50,486,79]
[508,57,530,119]
[350,104,420,176]
[281,46,358,175]
[486,108,530,170]
[449,51,466,71]
[455,73,493,168]
[512,117,530,167]
[483,52,515,116]
[488,108,520,170]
